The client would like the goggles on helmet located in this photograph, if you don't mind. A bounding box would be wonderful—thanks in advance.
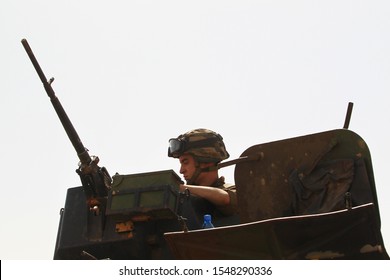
[168,138,186,157]
[168,137,219,158]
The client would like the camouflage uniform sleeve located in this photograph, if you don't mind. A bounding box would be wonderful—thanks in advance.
[216,184,238,216]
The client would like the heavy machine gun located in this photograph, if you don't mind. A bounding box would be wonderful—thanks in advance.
[21,39,111,207]
[22,39,112,243]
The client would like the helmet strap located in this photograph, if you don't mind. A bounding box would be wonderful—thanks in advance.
[186,164,202,185]
[200,165,218,172]
[186,161,218,185]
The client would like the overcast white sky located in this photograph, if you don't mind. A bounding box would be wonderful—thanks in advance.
[1,0,389,259]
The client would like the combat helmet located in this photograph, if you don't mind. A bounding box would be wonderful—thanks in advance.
[168,128,229,163]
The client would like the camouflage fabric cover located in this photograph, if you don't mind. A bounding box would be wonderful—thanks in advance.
[175,128,229,163]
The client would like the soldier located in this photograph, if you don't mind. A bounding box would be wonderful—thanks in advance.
[168,128,237,216]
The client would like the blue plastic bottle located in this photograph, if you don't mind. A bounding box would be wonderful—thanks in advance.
[202,214,214,229]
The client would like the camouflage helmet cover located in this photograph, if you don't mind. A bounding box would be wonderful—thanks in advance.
[169,128,230,163]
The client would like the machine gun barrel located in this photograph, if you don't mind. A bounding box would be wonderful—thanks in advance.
[21,39,111,201]
[21,38,91,165]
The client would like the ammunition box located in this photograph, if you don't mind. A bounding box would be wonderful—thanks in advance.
[106,169,182,220]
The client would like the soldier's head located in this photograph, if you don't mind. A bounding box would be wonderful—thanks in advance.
[168,128,229,184]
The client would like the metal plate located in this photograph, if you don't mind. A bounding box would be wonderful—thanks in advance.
[234,129,379,223]
[164,203,388,260]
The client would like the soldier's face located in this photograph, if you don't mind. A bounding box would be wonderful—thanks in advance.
[178,154,215,185]
[179,154,197,183]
